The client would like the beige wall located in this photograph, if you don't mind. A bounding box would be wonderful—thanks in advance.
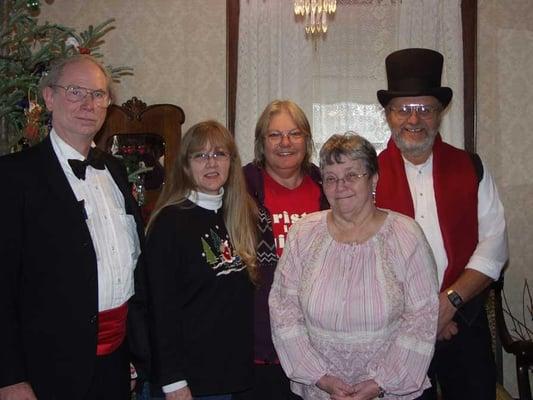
[478,0,533,396]
[39,0,227,133]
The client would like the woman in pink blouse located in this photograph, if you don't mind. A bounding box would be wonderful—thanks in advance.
[269,133,439,400]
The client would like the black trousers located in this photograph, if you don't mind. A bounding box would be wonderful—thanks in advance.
[84,343,131,400]
[416,298,496,400]
[233,364,302,400]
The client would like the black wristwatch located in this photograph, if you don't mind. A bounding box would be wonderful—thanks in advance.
[446,289,464,309]
[377,386,386,398]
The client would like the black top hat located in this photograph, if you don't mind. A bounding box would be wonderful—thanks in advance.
[377,48,453,108]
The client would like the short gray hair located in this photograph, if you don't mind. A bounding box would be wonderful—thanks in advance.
[39,54,114,100]
[319,132,378,176]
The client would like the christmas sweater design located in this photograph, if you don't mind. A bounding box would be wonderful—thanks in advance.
[201,225,246,276]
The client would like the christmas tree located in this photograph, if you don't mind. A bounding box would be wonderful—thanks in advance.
[0,0,132,154]
[202,237,218,265]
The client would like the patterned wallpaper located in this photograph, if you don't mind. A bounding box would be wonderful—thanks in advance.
[38,0,227,133]
[478,0,533,396]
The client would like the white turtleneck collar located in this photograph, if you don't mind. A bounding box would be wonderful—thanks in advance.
[187,188,224,212]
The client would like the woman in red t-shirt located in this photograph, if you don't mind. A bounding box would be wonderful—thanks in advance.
[240,100,329,400]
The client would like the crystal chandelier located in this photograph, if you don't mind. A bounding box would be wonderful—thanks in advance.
[294,0,337,35]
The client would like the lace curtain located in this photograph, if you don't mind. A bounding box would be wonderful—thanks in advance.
[235,0,463,163]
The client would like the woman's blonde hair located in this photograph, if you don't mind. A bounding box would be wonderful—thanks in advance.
[148,120,258,282]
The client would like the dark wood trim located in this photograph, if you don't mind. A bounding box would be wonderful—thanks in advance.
[462,0,477,153]
[227,0,239,136]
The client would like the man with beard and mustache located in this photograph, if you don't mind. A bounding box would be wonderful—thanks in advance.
[375,48,508,400]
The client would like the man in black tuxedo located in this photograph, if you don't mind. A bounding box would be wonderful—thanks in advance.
[0,55,148,400]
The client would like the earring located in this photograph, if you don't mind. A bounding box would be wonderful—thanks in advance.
[372,188,376,204]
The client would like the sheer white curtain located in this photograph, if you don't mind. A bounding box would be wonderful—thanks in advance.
[235,0,463,163]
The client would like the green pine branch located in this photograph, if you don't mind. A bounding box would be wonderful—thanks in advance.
[0,1,133,154]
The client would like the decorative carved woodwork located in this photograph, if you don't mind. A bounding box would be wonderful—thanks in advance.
[95,97,185,220]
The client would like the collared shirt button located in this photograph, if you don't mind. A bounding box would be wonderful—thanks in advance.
[89,315,97,324]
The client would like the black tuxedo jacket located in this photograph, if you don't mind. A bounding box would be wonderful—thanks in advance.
[0,136,150,399]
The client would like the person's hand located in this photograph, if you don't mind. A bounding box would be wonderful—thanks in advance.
[437,320,459,341]
[165,386,192,400]
[436,291,456,337]
[349,379,381,400]
[0,382,37,400]
[316,374,354,398]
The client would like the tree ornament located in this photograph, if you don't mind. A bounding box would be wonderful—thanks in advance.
[23,90,43,142]
[65,36,81,50]
[26,0,40,11]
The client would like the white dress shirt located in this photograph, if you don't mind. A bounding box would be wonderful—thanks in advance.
[50,130,140,311]
[404,154,508,287]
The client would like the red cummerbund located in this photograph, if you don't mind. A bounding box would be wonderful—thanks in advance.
[96,302,128,356]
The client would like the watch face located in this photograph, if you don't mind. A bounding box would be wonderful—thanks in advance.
[447,290,463,308]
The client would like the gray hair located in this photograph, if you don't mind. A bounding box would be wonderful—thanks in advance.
[39,54,114,100]
[319,132,378,176]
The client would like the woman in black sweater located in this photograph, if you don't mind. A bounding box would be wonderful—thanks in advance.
[145,120,258,400]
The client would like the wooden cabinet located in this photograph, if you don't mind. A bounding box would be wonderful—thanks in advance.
[95,97,185,221]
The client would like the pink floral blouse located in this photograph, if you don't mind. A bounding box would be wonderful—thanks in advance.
[269,210,439,399]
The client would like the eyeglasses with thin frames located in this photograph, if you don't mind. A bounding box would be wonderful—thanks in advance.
[387,104,440,120]
[190,151,231,164]
[51,85,111,108]
[265,129,306,145]
[322,171,368,188]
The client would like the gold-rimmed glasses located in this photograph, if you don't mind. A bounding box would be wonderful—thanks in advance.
[51,85,111,108]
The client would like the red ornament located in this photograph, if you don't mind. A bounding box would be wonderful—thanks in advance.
[79,47,91,54]
[24,125,40,141]
[24,99,43,142]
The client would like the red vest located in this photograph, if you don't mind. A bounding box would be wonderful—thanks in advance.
[376,134,478,290]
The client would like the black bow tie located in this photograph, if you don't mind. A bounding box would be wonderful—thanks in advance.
[68,148,105,180]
